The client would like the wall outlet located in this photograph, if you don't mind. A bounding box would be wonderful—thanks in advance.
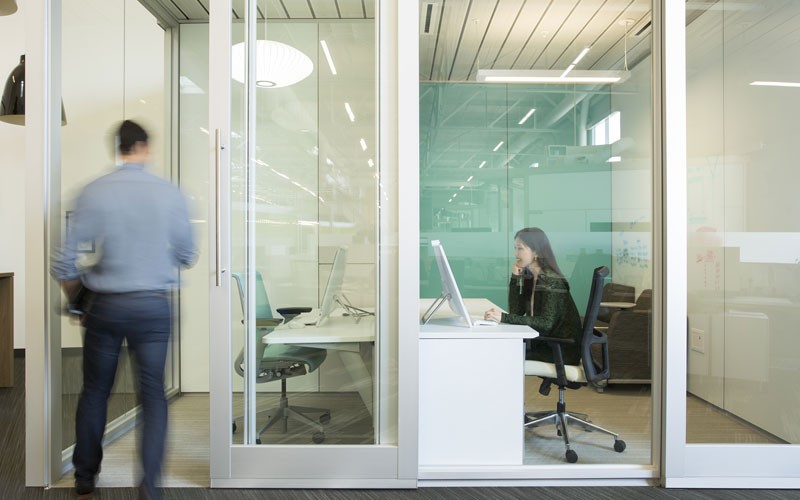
[690,328,705,354]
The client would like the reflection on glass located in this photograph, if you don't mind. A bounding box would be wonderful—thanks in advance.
[59,0,167,452]
[419,0,653,465]
[686,0,798,445]
[230,11,377,446]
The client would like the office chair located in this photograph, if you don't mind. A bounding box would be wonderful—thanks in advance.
[232,272,330,444]
[523,266,626,463]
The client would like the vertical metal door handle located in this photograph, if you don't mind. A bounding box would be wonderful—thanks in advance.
[215,129,222,286]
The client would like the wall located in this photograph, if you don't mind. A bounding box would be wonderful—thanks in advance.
[0,2,27,348]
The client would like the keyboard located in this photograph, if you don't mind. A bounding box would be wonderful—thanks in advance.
[294,309,321,325]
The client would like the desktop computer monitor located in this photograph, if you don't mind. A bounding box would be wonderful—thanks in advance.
[425,240,473,328]
[317,247,348,326]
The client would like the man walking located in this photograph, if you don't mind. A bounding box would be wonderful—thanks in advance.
[52,120,198,499]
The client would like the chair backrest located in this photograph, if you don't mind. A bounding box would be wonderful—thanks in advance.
[580,266,611,386]
[633,289,653,311]
[231,271,274,320]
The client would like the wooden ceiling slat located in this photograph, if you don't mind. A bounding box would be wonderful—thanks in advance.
[363,0,374,19]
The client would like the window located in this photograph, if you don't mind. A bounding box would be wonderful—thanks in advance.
[590,111,621,145]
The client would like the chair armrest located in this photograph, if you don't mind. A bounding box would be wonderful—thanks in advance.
[535,335,576,345]
[256,318,284,328]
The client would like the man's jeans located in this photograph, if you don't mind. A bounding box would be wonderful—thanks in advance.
[73,291,171,499]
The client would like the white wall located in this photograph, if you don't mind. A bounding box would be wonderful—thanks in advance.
[0,2,28,348]
[0,0,166,350]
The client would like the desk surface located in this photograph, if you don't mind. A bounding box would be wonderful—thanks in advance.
[265,314,375,345]
[600,301,637,309]
[419,298,538,339]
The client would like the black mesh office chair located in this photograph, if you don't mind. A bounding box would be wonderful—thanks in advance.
[232,272,330,444]
[523,266,626,463]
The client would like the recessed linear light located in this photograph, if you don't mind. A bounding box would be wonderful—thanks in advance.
[467,175,474,182]
[572,46,591,65]
[477,69,627,84]
[360,138,367,151]
[559,64,576,79]
[493,141,504,151]
[448,198,453,203]
[459,185,464,190]
[750,81,800,88]
[320,40,337,75]
[518,108,536,125]
[344,102,355,122]
[531,162,539,168]
[607,156,621,163]
[478,161,487,168]
[452,192,458,198]
[368,158,374,168]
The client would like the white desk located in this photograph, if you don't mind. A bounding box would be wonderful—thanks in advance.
[266,314,375,415]
[418,299,538,466]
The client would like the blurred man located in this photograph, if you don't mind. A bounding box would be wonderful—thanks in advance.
[51,120,198,500]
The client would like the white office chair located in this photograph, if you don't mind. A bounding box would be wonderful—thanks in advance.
[523,266,626,463]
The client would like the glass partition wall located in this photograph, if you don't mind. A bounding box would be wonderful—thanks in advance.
[686,0,800,446]
[420,0,656,468]
[55,0,170,477]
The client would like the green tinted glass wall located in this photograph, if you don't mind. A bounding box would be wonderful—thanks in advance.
[420,82,613,310]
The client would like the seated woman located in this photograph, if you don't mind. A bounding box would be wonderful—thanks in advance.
[484,227,583,364]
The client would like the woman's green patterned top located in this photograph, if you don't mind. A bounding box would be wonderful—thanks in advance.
[501,268,583,364]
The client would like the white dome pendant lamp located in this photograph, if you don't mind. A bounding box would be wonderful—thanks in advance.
[231,39,314,89]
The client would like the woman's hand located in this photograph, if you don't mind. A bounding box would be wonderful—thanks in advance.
[484,308,502,322]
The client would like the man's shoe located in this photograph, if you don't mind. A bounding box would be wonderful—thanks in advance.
[75,478,95,498]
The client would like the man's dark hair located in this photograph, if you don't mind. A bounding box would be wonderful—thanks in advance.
[117,120,149,155]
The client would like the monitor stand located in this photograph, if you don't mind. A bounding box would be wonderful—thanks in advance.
[420,291,450,325]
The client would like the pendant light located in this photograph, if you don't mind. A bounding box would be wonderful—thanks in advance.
[0,0,17,16]
[0,55,68,126]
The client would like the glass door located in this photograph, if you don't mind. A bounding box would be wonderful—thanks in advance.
[208,0,415,487]
[664,0,800,487]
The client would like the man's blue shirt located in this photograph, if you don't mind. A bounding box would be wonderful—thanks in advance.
[51,163,198,292]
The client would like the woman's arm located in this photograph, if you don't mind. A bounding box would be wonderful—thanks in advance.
[502,277,571,337]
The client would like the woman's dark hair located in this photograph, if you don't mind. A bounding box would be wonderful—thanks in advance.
[117,119,148,155]
[514,227,564,277]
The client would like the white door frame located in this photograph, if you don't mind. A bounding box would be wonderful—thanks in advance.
[207,0,419,487]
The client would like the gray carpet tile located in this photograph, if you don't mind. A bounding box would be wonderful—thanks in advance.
[3,356,800,500]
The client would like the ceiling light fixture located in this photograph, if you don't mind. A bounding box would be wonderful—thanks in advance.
[750,81,800,88]
[518,108,536,125]
[320,40,337,75]
[344,102,355,121]
[0,0,16,16]
[360,138,367,151]
[477,69,628,84]
[493,141,504,151]
[478,161,487,168]
[231,40,313,88]
[0,55,67,125]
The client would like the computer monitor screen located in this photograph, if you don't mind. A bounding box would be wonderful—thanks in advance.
[317,247,347,326]
[430,240,472,328]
